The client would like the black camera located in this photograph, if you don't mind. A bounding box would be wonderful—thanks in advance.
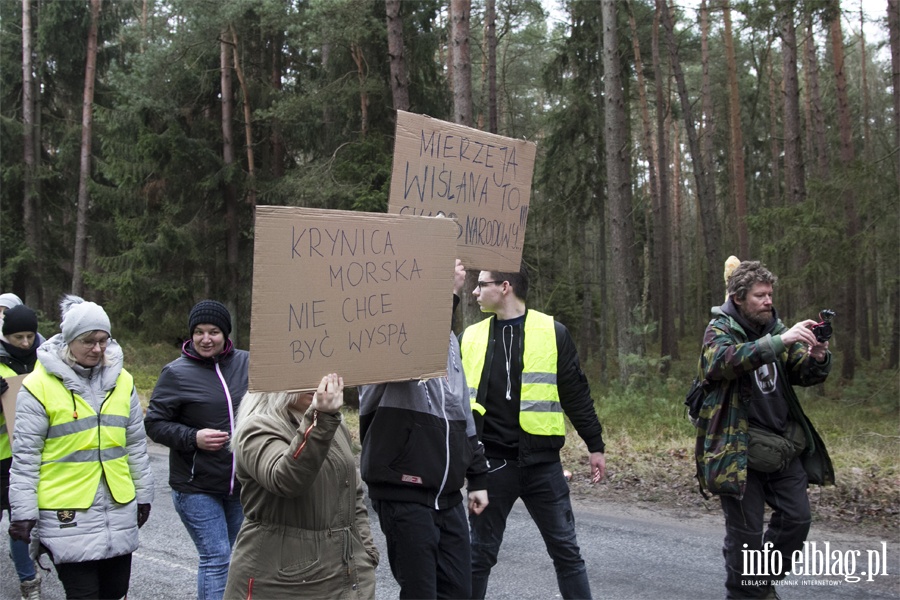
[811,309,835,343]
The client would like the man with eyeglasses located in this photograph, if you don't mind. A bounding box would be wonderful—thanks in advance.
[460,265,606,599]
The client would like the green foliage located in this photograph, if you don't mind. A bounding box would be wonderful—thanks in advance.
[0,0,895,390]
[118,338,181,404]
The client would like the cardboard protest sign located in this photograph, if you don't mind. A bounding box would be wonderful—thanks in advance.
[249,206,459,393]
[388,111,536,272]
[0,375,26,448]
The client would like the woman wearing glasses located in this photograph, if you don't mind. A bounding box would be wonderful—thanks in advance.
[8,296,154,599]
[145,300,249,600]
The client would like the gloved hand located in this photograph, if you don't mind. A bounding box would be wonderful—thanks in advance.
[9,520,36,543]
[0,376,8,397]
[137,503,151,528]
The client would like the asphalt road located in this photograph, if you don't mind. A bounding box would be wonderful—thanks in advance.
[2,440,898,599]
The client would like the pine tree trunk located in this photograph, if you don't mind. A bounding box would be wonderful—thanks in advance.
[887,0,900,369]
[385,0,410,113]
[577,214,595,362]
[858,6,872,361]
[230,26,256,209]
[72,0,101,297]
[628,1,659,334]
[781,1,805,208]
[22,0,40,306]
[350,43,369,138]
[602,0,642,383]
[804,17,828,180]
[699,0,718,236]
[221,35,241,342]
[660,0,719,309]
[451,0,473,128]
[829,14,859,380]
[723,1,748,259]
[891,0,900,183]
[651,2,674,366]
[486,0,498,133]
[779,0,808,313]
[672,121,686,337]
[767,51,781,209]
[271,30,285,178]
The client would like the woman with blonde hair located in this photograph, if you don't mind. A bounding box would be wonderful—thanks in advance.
[224,373,378,599]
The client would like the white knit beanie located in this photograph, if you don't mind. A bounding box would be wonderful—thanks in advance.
[60,295,112,343]
[0,293,23,310]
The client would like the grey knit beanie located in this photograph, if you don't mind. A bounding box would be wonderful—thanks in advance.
[60,295,111,343]
[188,300,232,338]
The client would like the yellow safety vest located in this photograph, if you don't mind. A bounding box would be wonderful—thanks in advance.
[0,363,15,461]
[23,362,136,509]
[461,310,565,436]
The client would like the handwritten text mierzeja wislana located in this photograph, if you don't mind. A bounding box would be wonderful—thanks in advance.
[404,131,522,205]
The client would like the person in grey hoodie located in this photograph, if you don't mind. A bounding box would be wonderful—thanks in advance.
[359,260,489,599]
[8,296,154,600]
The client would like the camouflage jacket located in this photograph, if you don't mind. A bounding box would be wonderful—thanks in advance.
[693,306,835,498]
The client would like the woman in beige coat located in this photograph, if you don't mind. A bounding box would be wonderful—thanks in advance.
[224,374,378,599]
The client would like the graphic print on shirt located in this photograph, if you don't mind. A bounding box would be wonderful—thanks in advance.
[754,363,777,394]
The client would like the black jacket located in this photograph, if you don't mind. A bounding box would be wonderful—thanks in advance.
[460,310,605,466]
[359,332,488,510]
[145,340,249,495]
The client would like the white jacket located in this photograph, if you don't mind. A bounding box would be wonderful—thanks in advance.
[9,335,154,563]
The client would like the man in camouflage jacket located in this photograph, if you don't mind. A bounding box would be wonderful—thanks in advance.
[694,261,834,599]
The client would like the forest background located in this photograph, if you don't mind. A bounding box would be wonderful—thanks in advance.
[1,0,898,533]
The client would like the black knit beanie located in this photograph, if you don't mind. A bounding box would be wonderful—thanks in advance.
[2,304,38,336]
[188,300,232,338]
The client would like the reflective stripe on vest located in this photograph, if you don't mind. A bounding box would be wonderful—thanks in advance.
[0,362,16,460]
[23,362,136,509]
[460,318,492,417]
[461,310,565,436]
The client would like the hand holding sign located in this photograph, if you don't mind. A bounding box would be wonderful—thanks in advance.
[312,373,343,414]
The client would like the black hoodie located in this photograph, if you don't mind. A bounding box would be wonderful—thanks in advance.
[720,297,793,434]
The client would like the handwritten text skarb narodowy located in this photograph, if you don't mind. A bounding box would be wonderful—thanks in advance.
[398,129,528,251]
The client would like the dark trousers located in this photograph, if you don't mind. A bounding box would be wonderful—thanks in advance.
[720,457,811,599]
[372,499,471,599]
[54,553,133,600]
[469,459,591,600]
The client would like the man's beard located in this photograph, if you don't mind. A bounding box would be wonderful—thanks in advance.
[743,307,773,328]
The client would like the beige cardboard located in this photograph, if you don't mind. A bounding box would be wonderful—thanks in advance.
[249,206,459,393]
[1,374,26,448]
[388,111,536,272]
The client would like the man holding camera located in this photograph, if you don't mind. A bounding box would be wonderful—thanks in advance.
[694,260,834,599]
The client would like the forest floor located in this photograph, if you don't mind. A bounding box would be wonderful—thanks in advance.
[559,437,899,539]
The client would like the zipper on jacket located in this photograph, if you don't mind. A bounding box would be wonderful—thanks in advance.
[435,379,451,510]
[214,362,237,495]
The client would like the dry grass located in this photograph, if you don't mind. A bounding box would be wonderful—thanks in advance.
[555,374,900,538]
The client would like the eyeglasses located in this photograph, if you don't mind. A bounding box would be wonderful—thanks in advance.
[476,280,503,290]
[77,337,110,350]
